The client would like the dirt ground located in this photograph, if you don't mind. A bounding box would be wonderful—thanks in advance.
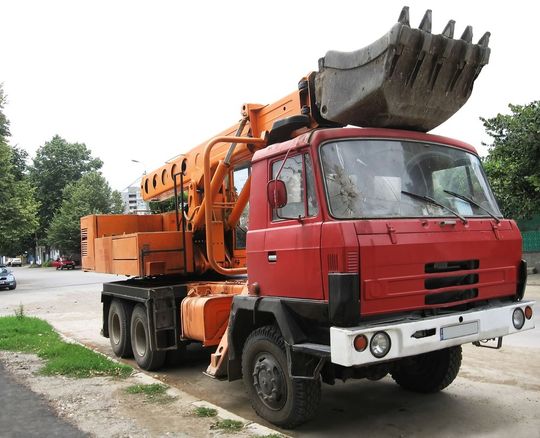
[0,351,279,438]
[1,267,539,437]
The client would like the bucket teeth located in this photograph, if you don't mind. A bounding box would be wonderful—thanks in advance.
[478,31,490,47]
[398,6,410,26]
[442,20,455,38]
[460,25,473,43]
[419,9,432,33]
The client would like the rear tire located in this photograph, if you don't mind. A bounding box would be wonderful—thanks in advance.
[241,325,321,428]
[391,346,462,393]
[130,304,166,371]
[108,299,133,358]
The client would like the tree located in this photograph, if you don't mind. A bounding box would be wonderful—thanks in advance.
[30,135,103,239]
[10,145,30,180]
[47,172,124,254]
[0,86,39,256]
[482,101,540,219]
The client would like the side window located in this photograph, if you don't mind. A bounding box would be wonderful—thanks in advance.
[271,154,318,220]
[233,166,250,249]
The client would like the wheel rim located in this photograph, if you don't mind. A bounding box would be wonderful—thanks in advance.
[110,312,121,346]
[252,351,287,410]
[134,318,147,357]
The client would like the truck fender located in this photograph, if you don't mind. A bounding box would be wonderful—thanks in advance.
[227,295,326,381]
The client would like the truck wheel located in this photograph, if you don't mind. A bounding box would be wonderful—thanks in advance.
[130,304,166,371]
[241,325,321,428]
[108,300,133,358]
[391,346,462,393]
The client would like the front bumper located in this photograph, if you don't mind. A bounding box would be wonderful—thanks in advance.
[0,281,15,287]
[330,300,535,367]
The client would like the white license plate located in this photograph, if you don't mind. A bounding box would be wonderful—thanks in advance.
[440,321,479,340]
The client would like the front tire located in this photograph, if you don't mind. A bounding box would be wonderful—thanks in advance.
[241,325,321,428]
[108,299,133,358]
[130,304,166,371]
[391,346,462,393]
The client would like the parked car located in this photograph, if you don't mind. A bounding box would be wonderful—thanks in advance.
[7,258,22,267]
[0,267,16,290]
[51,257,76,270]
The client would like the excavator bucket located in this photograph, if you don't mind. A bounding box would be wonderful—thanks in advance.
[315,7,491,132]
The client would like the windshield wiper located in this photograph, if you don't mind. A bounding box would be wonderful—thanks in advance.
[401,190,468,224]
[443,189,501,224]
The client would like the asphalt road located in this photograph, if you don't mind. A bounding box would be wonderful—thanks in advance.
[0,361,86,437]
[1,266,539,437]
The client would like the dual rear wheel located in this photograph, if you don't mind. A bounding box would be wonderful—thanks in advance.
[108,300,166,370]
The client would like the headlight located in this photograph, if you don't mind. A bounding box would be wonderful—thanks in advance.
[512,308,525,330]
[370,331,391,358]
[7,275,14,281]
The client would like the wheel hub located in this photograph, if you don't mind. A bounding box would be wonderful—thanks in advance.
[252,353,286,410]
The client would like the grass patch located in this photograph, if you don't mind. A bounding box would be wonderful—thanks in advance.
[194,406,218,417]
[211,419,244,432]
[125,383,175,404]
[0,315,132,378]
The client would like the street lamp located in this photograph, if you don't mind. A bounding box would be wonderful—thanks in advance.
[131,159,146,175]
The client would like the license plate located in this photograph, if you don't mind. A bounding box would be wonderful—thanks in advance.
[441,321,479,340]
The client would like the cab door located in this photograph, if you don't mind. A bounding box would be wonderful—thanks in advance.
[256,152,324,300]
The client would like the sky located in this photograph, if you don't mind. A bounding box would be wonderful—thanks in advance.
[1,0,539,191]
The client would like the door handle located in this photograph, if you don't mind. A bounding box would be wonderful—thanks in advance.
[267,252,277,262]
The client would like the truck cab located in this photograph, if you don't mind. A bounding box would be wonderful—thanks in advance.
[248,127,524,311]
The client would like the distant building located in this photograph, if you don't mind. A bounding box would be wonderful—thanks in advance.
[121,185,149,214]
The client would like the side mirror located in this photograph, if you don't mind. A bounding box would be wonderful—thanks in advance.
[267,179,287,209]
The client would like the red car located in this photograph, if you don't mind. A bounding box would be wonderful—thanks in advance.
[52,257,76,270]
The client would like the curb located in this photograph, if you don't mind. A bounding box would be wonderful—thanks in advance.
[58,331,287,437]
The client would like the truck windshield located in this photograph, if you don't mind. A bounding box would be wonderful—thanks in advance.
[319,139,502,219]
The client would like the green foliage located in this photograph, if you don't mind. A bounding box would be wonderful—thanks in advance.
[125,383,175,404]
[47,171,124,254]
[14,304,25,319]
[0,85,10,138]
[0,315,132,378]
[148,192,187,214]
[194,406,218,417]
[0,86,39,255]
[30,135,103,238]
[482,101,540,219]
[210,419,244,432]
[9,145,29,181]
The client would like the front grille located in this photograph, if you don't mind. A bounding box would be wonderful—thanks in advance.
[425,259,479,273]
[425,274,478,290]
[424,259,479,305]
[425,288,478,305]
[425,260,480,274]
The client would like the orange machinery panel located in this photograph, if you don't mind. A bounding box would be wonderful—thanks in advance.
[181,294,234,346]
[81,213,194,276]
[81,214,164,271]
[108,231,194,276]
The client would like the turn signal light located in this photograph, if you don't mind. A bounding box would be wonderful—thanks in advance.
[525,306,533,320]
[354,335,368,352]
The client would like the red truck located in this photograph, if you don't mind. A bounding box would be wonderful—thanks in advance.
[52,257,76,270]
[81,8,535,428]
